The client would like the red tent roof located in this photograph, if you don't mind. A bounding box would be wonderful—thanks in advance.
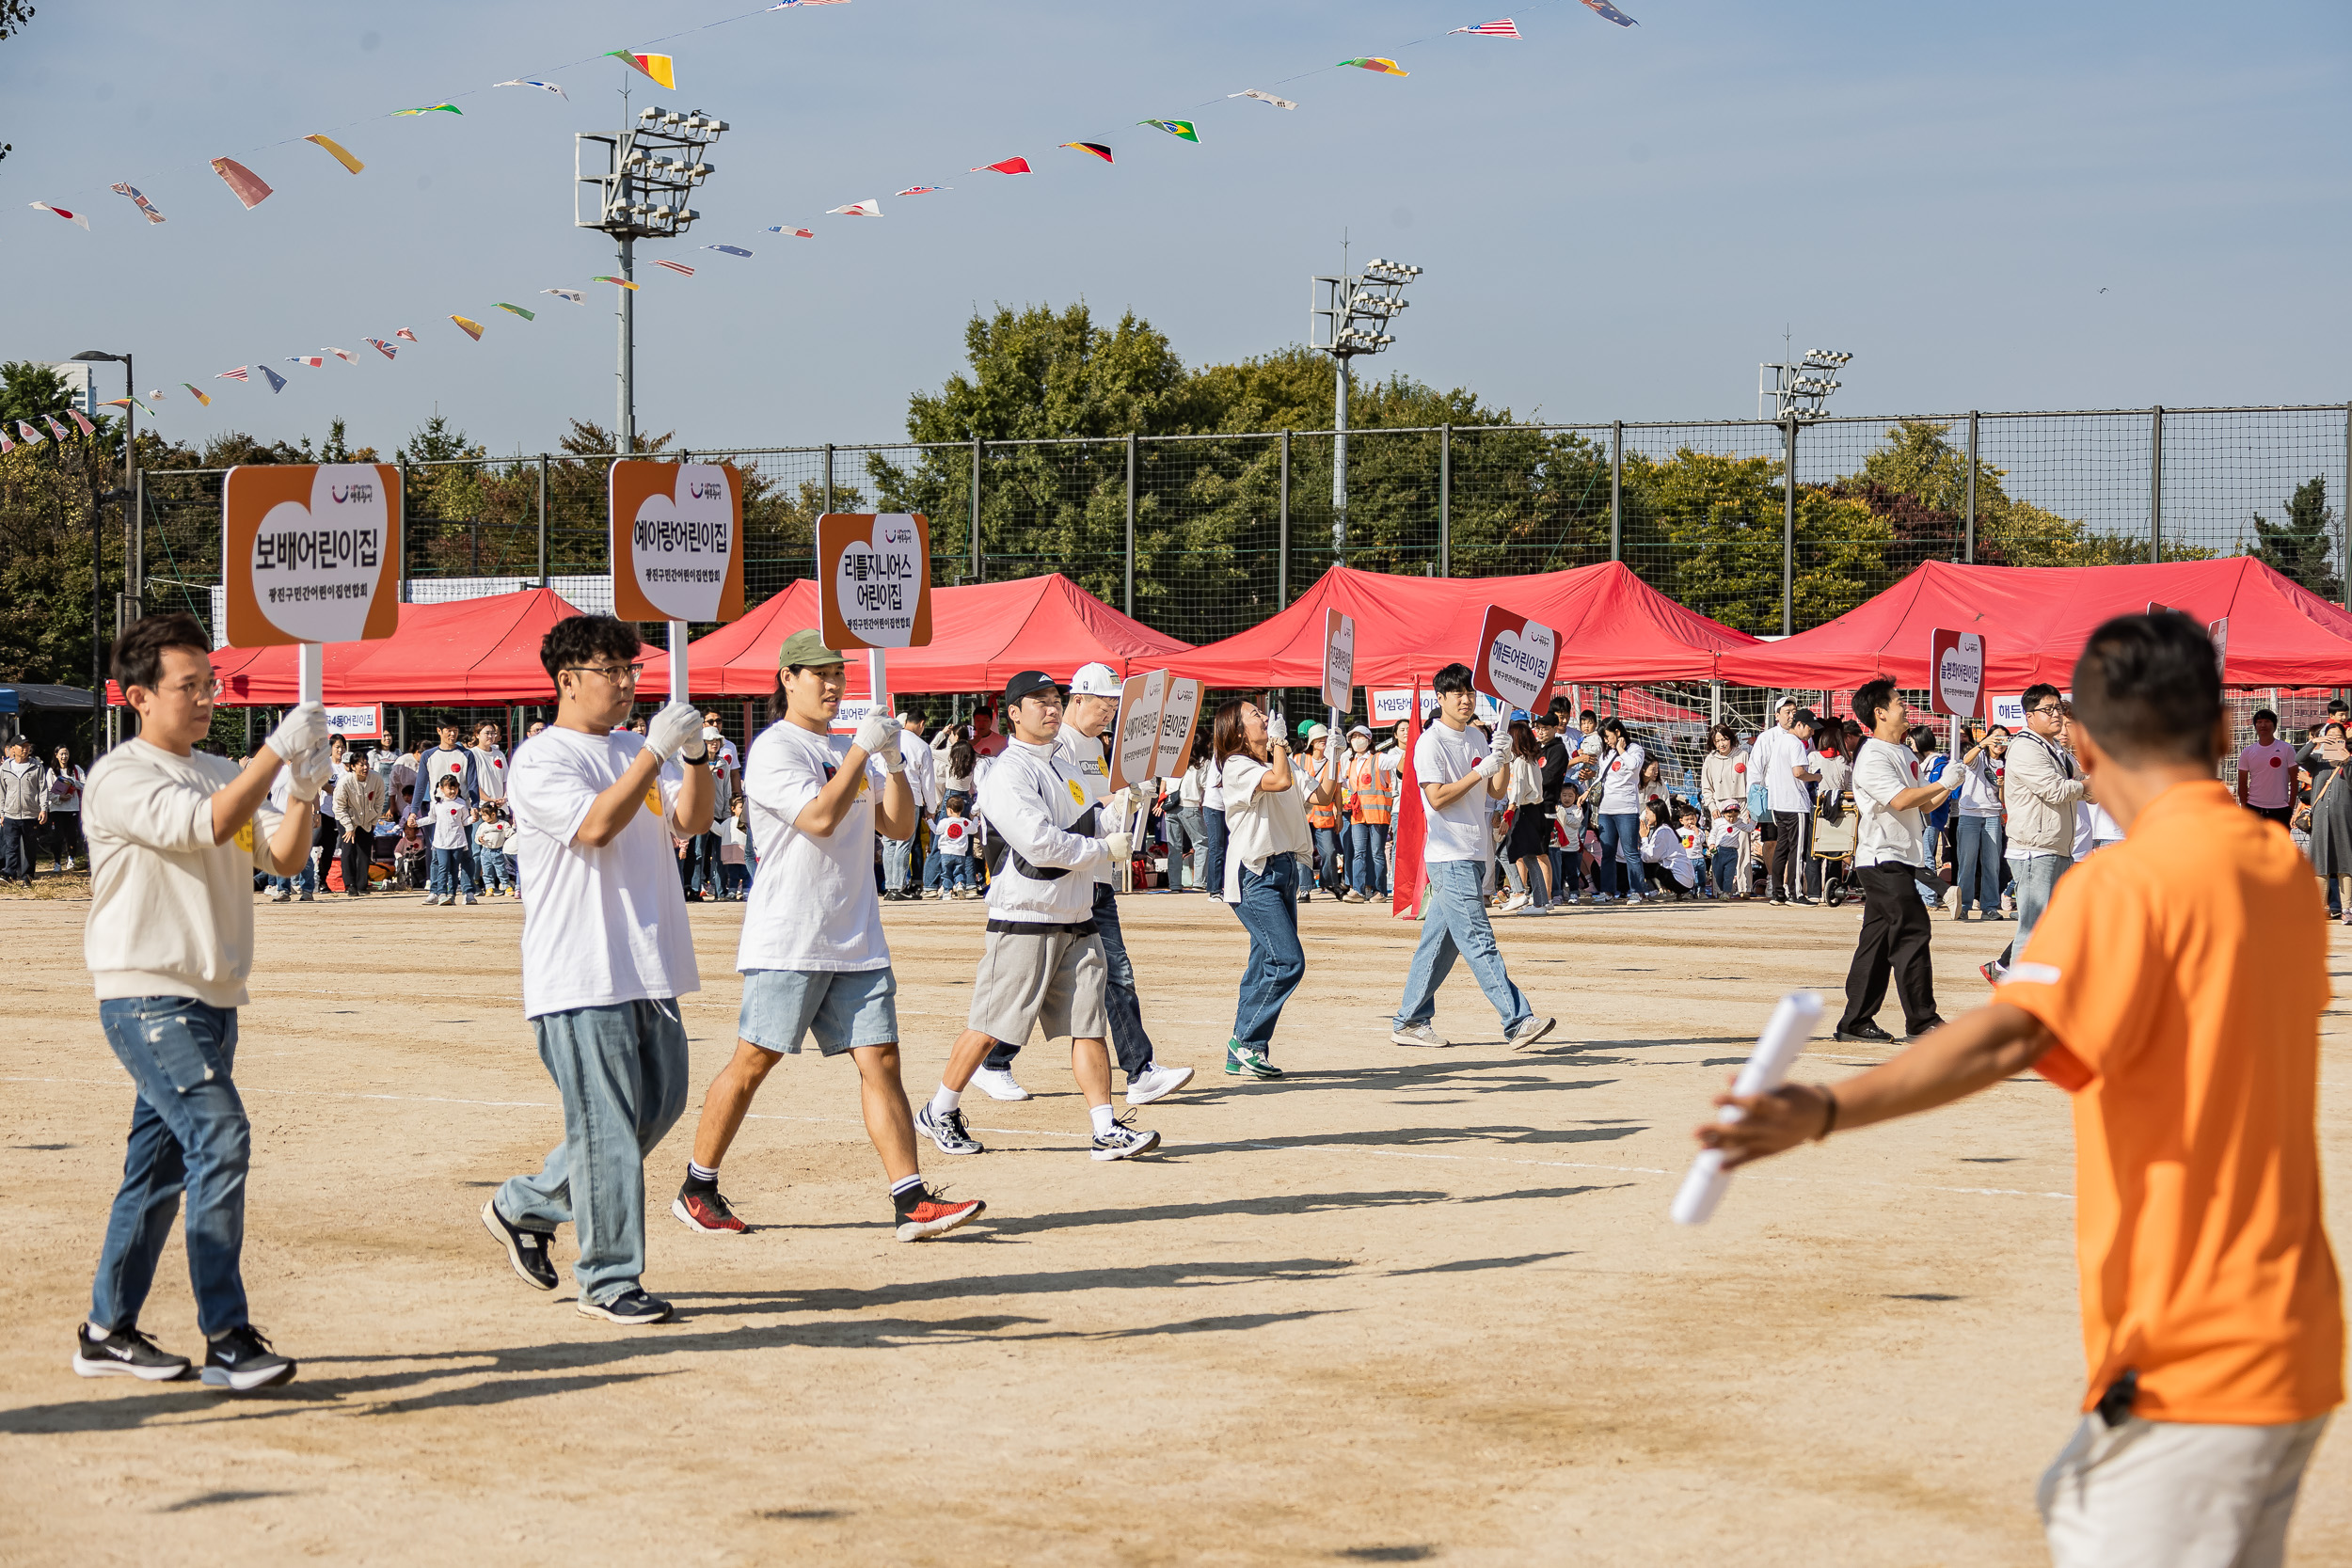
[169,589,583,706]
[1716,558,2352,690]
[644,574,1194,697]
[1173,562,1760,689]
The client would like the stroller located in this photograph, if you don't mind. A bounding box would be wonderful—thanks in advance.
[1811,789,1857,907]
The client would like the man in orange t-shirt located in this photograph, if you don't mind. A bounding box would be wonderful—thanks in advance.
[1696,611,2341,1568]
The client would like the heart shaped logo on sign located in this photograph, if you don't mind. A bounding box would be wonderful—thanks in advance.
[1486,626,1553,711]
[629,464,734,623]
[250,464,390,642]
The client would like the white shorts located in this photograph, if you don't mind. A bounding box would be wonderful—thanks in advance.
[2038,1412,2330,1568]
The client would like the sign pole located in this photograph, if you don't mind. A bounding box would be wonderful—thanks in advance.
[298,642,324,706]
[868,646,890,723]
[668,620,689,706]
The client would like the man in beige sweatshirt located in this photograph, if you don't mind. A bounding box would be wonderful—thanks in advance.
[73,613,330,1394]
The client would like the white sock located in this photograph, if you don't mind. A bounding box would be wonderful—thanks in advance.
[1089,1103,1118,1136]
[889,1173,924,1199]
[930,1085,961,1117]
[687,1161,719,1185]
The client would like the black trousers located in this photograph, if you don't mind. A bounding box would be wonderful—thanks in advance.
[1838,863,1937,1035]
[341,832,374,895]
[1768,812,1806,900]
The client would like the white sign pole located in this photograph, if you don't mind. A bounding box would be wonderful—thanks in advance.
[868,647,890,724]
[668,621,689,707]
[298,641,324,706]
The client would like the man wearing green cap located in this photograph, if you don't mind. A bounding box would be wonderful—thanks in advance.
[671,630,985,1243]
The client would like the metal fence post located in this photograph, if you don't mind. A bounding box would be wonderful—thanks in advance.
[970,438,983,583]
[1438,423,1452,577]
[398,456,410,601]
[1610,420,1624,562]
[822,443,834,516]
[1963,412,1979,564]
[1124,432,1137,616]
[2150,404,2164,563]
[536,453,548,587]
[1782,416,1798,637]
[1279,430,1291,605]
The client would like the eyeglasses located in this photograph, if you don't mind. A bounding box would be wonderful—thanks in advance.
[564,661,645,684]
[2027,704,2063,718]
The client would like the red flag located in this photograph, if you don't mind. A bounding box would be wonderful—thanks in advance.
[970,156,1031,175]
[1390,677,1427,919]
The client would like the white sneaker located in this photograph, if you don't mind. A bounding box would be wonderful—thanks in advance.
[1090,1116,1161,1162]
[1500,893,1531,913]
[971,1067,1031,1102]
[1943,886,1963,916]
[1391,1022,1448,1048]
[1125,1063,1194,1106]
[1507,1015,1557,1049]
[267,887,290,902]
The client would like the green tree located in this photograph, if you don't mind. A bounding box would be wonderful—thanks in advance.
[2248,478,2340,600]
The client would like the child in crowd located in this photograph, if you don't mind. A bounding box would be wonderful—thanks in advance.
[933,791,977,897]
[1550,780,1587,905]
[718,795,750,899]
[421,775,477,907]
[473,802,516,897]
[394,814,426,890]
[1676,802,1709,897]
[1709,800,1755,898]
[1640,798,1699,898]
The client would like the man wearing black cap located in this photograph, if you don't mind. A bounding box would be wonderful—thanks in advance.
[915,670,1163,1162]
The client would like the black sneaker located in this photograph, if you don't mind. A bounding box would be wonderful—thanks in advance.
[200,1325,296,1392]
[1833,1019,1897,1044]
[481,1198,560,1291]
[577,1287,673,1325]
[72,1322,190,1382]
[1905,1016,1948,1040]
[672,1181,747,1234]
[894,1185,986,1242]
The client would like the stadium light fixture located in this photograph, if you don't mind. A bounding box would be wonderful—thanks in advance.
[1757,343,1856,422]
[1310,248,1423,567]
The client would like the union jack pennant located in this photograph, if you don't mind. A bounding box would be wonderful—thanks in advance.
[1450,18,1520,37]
[367,339,398,359]
[216,366,249,382]
[654,259,695,276]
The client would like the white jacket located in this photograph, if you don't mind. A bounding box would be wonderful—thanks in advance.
[977,738,1109,925]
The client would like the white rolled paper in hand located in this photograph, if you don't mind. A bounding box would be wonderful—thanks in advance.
[1670,990,1824,1226]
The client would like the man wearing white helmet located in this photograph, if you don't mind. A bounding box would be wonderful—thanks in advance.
[968,661,1193,1108]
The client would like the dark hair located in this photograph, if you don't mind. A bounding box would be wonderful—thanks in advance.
[2251,707,2279,726]
[2071,611,2222,765]
[1598,717,1628,744]
[2330,701,2349,716]
[109,611,210,697]
[539,614,642,685]
[1907,724,1940,755]
[2020,682,2063,713]
[944,792,969,814]
[1641,799,1674,832]
[1211,697,1251,769]
[1851,677,1898,729]
[437,774,462,792]
[1677,800,1700,819]
[1509,720,1542,762]
[948,738,976,778]
[1578,708,1597,724]
[1707,722,1738,749]
[1431,662,1475,697]
[1547,696,1573,719]
[1812,731,1842,760]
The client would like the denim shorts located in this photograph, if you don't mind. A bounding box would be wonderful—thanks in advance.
[738,966,898,1056]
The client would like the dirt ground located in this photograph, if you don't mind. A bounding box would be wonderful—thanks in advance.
[3,879,2345,1566]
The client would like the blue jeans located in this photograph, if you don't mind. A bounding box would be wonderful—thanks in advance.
[940,855,973,889]
[882,834,914,893]
[1313,826,1346,894]
[90,998,251,1338]
[495,998,691,1304]
[1202,807,1228,898]
[1954,816,2003,916]
[2002,853,2071,965]
[1393,859,1533,1033]
[1349,821,1391,896]
[1232,853,1306,1049]
[986,882,1155,1079]
[268,857,315,895]
[1710,845,1740,895]
[429,845,476,897]
[474,843,512,893]
[923,847,945,890]
[1596,812,1651,898]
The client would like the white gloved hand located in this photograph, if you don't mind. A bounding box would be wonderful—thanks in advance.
[645,701,707,762]
[265,702,330,765]
[1477,745,1510,781]
[285,739,335,798]
[850,710,899,761]
[1104,832,1134,862]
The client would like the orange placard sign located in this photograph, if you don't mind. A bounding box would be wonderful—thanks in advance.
[221,464,403,647]
[610,459,747,623]
[818,513,933,649]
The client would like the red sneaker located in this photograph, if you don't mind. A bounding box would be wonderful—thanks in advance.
[894,1187,985,1242]
[671,1184,746,1234]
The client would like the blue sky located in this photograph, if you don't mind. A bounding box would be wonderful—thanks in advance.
[5,0,2346,456]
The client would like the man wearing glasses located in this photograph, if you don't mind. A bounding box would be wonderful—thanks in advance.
[478,616,714,1325]
[1983,683,2087,987]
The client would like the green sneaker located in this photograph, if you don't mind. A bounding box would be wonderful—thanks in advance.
[1225,1040,1283,1080]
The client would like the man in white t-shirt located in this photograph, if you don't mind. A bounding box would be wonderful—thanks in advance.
[75,612,328,1392]
[971,662,1193,1108]
[470,721,509,802]
[1746,700,1814,905]
[671,631,984,1243]
[2237,708,2296,827]
[1390,662,1554,1051]
[478,615,713,1327]
[1835,678,1956,1044]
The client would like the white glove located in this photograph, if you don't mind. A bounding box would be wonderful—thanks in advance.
[265,702,330,765]
[286,740,335,798]
[1477,746,1510,781]
[850,711,899,762]
[645,701,707,763]
[1104,832,1134,862]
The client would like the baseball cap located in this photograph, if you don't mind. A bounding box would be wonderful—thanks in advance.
[777,629,843,670]
[1068,661,1121,698]
[1004,669,1060,707]
[1347,724,1371,738]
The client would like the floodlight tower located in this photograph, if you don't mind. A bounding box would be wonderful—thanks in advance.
[1311,256,1422,566]
[578,103,727,452]
[1757,346,1854,421]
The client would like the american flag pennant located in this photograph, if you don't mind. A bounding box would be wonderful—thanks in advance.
[1449,18,1521,37]
[366,339,398,358]
[217,366,249,382]
[654,259,695,276]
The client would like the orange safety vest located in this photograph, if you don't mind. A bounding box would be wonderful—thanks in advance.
[1306,752,1342,831]
[1344,752,1393,825]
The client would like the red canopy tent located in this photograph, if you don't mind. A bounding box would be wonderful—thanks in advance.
[127,588,584,706]
[1173,562,1760,689]
[644,573,1194,697]
[1716,558,2352,690]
